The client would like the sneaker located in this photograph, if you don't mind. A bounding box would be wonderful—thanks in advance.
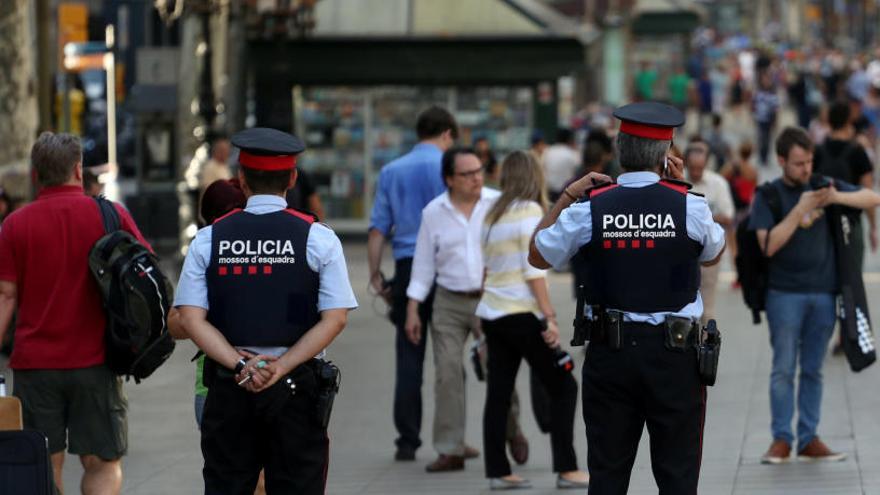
[489,476,532,490]
[760,439,791,464]
[797,437,847,462]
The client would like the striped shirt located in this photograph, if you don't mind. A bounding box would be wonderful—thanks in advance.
[476,200,547,321]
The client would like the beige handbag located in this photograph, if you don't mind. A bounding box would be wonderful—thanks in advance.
[0,396,23,430]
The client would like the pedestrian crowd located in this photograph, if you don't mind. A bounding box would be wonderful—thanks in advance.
[0,65,879,494]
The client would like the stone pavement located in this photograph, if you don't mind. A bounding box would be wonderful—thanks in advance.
[39,240,878,494]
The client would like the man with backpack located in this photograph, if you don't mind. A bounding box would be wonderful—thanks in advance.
[749,127,880,465]
[0,132,150,494]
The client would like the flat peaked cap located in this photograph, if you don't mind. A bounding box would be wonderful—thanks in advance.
[612,102,685,141]
[231,127,305,171]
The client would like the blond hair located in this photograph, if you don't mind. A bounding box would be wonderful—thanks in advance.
[485,150,549,226]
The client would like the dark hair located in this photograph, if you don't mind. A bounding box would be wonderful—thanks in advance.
[241,167,293,195]
[828,101,851,130]
[712,113,722,128]
[201,178,246,225]
[31,132,82,187]
[584,131,612,153]
[583,140,608,167]
[416,106,458,140]
[555,128,574,144]
[775,127,814,159]
[441,147,476,180]
[83,169,100,189]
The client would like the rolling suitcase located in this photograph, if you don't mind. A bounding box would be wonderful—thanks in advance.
[0,430,54,495]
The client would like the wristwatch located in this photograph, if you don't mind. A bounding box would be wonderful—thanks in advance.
[234,358,247,375]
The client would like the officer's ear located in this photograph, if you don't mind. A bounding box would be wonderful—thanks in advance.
[237,169,253,197]
[288,169,298,190]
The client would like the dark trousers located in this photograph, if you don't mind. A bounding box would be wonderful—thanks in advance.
[757,121,774,166]
[390,258,434,451]
[482,313,579,478]
[583,323,705,495]
[201,364,328,495]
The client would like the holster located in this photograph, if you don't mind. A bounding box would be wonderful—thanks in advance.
[697,320,722,386]
[312,360,340,429]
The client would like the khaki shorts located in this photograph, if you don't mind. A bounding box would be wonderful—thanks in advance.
[14,365,128,460]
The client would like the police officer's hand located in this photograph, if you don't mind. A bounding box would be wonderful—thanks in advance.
[542,318,561,348]
[246,359,289,393]
[565,172,613,199]
[663,154,685,181]
[236,350,278,391]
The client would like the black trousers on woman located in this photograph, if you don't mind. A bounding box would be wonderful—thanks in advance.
[482,313,579,478]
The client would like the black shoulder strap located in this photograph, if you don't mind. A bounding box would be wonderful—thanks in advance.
[758,182,783,224]
[94,196,121,234]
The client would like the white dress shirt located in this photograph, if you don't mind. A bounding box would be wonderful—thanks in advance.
[407,188,500,302]
[688,169,735,222]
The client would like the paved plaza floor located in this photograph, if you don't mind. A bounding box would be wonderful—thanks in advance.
[28,240,876,494]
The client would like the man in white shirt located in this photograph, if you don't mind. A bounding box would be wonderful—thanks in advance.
[542,128,580,201]
[685,142,735,324]
[405,147,500,472]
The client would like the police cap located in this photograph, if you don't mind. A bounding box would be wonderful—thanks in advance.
[231,127,305,171]
[612,102,685,141]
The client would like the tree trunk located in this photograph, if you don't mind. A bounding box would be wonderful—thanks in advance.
[0,0,38,201]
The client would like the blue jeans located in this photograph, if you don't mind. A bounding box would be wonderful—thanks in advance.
[766,290,836,449]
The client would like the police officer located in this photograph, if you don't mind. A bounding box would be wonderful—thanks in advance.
[528,102,726,494]
[175,127,358,495]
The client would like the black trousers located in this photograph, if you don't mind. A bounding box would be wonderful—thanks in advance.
[583,322,706,495]
[201,364,328,495]
[390,258,434,451]
[482,313,579,477]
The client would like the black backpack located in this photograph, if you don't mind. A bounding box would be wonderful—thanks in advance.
[734,183,782,324]
[88,197,175,383]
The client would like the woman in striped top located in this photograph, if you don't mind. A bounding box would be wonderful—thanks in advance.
[476,151,588,490]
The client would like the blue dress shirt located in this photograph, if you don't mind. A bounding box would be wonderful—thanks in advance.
[535,171,726,324]
[369,143,447,259]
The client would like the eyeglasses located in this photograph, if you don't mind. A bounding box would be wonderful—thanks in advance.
[454,167,484,179]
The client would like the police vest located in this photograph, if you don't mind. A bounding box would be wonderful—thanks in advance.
[206,208,320,347]
[576,180,702,313]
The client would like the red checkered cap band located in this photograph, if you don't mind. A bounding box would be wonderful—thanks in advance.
[239,150,297,171]
[619,121,674,140]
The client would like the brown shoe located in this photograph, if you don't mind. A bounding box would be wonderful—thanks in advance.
[464,445,480,459]
[760,439,791,464]
[425,455,465,472]
[508,434,529,465]
[797,437,847,462]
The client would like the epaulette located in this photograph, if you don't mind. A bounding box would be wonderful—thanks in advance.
[585,180,617,200]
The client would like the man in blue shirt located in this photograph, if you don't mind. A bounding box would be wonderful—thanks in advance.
[749,127,880,465]
[367,106,459,461]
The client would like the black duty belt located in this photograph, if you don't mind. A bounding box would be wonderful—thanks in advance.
[579,308,699,352]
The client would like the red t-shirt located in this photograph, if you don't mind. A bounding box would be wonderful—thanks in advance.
[0,185,151,369]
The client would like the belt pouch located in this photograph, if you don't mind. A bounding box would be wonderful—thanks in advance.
[664,317,692,352]
[605,311,622,350]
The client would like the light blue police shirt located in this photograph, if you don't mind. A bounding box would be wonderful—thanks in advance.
[174,194,358,355]
[535,171,726,324]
